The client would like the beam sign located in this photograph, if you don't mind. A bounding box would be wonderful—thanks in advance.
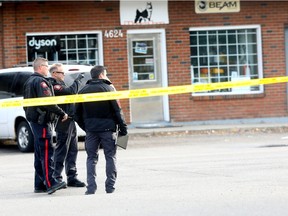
[195,0,240,14]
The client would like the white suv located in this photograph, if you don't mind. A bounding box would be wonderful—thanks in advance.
[0,65,93,152]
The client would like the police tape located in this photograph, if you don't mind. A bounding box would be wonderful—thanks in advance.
[0,76,288,108]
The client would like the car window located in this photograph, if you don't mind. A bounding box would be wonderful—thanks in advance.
[0,72,16,93]
[0,72,17,99]
[11,72,32,96]
[64,72,91,91]
[0,91,14,99]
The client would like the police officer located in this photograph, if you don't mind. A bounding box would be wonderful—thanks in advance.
[23,57,68,194]
[49,63,85,188]
[75,65,128,195]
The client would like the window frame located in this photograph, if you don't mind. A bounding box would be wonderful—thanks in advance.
[26,31,103,66]
[189,25,263,96]
[131,38,157,82]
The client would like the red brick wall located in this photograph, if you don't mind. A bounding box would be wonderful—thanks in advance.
[1,1,288,123]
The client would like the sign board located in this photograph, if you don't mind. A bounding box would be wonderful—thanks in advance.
[26,35,61,63]
[120,0,169,25]
[195,0,240,14]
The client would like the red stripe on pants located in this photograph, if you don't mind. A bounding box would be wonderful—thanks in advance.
[42,128,51,188]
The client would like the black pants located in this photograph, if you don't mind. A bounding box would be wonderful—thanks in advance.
[53,120,79,183]
[85,131,117,193]
[30,122,57,190]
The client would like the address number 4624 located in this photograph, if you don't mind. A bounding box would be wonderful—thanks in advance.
[104,30,123,38]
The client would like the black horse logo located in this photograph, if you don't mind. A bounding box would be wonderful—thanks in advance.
[134,2,153,23]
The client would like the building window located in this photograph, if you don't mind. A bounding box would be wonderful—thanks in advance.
[132,40,156,81]
[189,25,263,95]
[26,32,103,66]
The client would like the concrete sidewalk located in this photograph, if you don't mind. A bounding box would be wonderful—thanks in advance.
[128,117,288,136]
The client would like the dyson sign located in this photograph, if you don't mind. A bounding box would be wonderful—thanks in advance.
[28,37,57,50]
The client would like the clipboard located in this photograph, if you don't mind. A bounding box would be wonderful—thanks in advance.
[116,135,129,149]
[55,117,72,132]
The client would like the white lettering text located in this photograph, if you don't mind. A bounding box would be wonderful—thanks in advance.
[28,37,57,50]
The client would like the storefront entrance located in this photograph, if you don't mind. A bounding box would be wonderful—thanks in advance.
[127,29,169,126]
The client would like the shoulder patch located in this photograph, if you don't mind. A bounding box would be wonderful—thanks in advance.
[43,90,51,96]
[40,82,48,88]
[54,85,63,91]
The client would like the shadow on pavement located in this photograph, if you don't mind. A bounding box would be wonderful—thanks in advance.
[0,141,20,154]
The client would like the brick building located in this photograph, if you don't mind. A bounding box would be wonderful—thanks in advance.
[0,1,287,126]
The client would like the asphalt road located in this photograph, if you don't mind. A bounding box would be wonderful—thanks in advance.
[1,132,288,216]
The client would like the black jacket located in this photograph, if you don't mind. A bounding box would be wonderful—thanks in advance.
[23,72,66,124]
[74,79,127,135]
[49,77,81,117]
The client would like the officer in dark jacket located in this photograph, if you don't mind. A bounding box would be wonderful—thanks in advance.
[75,65,128,195]
[49,63,85,188]
[23,57,68,194]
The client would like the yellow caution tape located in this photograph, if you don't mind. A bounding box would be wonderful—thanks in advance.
[0,76,287,108]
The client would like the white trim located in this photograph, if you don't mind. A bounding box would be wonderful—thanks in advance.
[127,29,166,35]
[189,24,261,31]
[189,24,264,96]
[127,29,170,122]
[160,30,169,121]
[256,25,264,92]
[98,31,104,66]
[26,30,102,36]
[285,28,288,108]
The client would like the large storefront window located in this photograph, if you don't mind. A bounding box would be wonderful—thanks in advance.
[189,25,263,95]
[26,32,103,66]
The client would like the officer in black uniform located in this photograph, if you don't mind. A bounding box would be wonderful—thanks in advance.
[75,65,128,195]
[23,57,68,194]
[49,63,85,188]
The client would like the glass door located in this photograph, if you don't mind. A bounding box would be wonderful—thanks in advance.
[128,32,166,125]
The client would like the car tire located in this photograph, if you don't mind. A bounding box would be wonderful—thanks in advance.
[16,121,34,152]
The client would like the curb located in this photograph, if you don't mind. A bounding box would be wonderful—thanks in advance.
[128,126,288,138]
[77,125,288,150]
